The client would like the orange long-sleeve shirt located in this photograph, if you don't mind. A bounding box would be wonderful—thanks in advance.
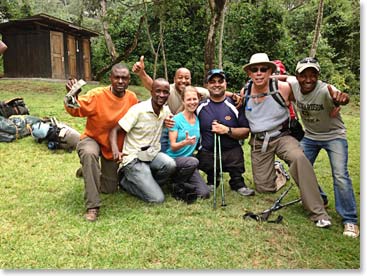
[64,86,138,160]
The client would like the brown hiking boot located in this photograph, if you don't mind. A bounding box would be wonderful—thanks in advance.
[84,208,99,222]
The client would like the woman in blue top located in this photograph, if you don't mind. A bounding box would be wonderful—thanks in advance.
[166,86,210,201]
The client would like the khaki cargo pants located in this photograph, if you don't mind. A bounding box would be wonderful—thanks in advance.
[249,134,330,222]
[77,137,119,210]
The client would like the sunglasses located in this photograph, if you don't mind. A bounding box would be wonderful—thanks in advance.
[249,66,269,73]
[299,57,318,64]
[208,69,225,75]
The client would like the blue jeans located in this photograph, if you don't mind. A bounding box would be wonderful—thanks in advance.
[160,128,169,153]
[120,152,176,203]
[301,137,358,224]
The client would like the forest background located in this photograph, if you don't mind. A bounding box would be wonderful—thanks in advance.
[0,0,360,96]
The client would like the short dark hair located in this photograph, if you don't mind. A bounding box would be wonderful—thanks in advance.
[111,63,129,73]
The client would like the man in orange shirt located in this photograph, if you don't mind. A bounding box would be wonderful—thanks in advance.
[64,63,139,222]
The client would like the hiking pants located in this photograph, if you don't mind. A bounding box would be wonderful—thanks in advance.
[249,135,330,222]
[196,146,247,191]
[173,156,210,199]
[77,137,119,210]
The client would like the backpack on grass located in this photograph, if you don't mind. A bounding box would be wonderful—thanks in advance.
[0,115,40,142]
[0,97,29,118]
[31,117,80,152]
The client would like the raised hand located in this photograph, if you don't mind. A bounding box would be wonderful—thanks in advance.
[328,84,349,106]
[132,55,145,74]
[185,131,196,145]
[65,78,77,92]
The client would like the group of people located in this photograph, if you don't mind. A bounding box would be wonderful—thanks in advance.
[63,52,359,238]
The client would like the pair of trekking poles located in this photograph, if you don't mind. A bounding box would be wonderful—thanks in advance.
[213,132,226,209]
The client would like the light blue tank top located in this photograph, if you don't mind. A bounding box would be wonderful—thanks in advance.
[245,94,288,133]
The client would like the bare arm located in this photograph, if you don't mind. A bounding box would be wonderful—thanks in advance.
[169,130,196,152]
[109,124,125,161]
[328,84,349,105]
[278,80,294,105]
[132,55,154,91]
[0,40,7,55]
[211,121,249,140]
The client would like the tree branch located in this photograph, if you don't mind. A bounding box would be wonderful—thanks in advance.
[94,16,145,81]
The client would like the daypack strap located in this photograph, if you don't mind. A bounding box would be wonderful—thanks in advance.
[243,78,286,108]
[244,78,289,152]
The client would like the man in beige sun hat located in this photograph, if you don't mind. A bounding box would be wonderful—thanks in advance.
[242,52,277,73]
[241,52,331,228]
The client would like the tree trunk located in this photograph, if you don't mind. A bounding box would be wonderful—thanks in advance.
[159,19,168,80]
[309,0,324,58]
[143,0,161,79]
[95,16,145,80]
[218,1,228,69]
[204,0,226,81]
[100,0,117,61]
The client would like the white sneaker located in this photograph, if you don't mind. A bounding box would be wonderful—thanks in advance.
[343,223,359,238]
[208,185,214,192]
[315,219,332,228]
[237,186,255,196]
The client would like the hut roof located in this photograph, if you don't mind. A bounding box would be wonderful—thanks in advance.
[0,13,99,37]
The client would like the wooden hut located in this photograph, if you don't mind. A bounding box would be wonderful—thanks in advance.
[0,13,99,80]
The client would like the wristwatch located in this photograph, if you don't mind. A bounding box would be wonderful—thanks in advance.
[227,127,232,135]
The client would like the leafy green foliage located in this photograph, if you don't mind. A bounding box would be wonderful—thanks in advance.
[0,0,360,94]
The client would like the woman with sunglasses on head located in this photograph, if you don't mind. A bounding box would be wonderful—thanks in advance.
[165,86,210,202]
[241,53,331,228]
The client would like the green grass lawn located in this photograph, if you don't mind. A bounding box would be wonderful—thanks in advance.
[0,79,360,269]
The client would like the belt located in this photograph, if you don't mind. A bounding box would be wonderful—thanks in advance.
[253,125,284,153]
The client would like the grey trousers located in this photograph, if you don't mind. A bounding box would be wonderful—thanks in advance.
[249,135,331,222]
[173,156,210,199]
[120,152,176,203]
[77,137,119,210]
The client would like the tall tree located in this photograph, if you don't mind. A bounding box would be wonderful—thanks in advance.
[217,0,228,69]
[204,0,226,77]
[95,15,145,80]
[143,0,161,79]
[309,0,324,57]
[100,0,117,60]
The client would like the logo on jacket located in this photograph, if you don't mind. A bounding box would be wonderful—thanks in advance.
[225,115,231,121]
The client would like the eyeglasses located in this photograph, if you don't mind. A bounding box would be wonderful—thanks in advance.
[249,67,269,73]
[299,57,318,64]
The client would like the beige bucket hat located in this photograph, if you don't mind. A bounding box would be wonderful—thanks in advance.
[243,53,277,73]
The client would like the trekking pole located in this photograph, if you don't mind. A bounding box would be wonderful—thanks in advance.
[213,133,217,209]
[217,134,226,207]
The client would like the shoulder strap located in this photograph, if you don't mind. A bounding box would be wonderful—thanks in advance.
[243,80,252,110]
[269,78,287,108]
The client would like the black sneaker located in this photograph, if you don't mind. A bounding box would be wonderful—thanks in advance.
[75,167,83,178]
[322,196,329,208]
